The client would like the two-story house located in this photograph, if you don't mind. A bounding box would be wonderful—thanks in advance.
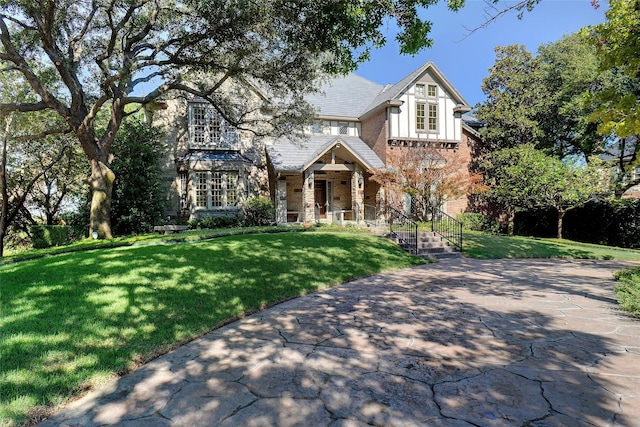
[156,61,479,224]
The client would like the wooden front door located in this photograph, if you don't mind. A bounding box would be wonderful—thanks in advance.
[314,180,327,218]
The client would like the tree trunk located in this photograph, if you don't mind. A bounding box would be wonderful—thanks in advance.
[0,118,9,257]
[88,158,115,239]
[557,210,566,239]
[507,208,515,236]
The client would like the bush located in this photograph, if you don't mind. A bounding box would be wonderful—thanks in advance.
[188,215,241,229]
[457,212,500,233]
[241,196,275,226]
[30,225,69,249]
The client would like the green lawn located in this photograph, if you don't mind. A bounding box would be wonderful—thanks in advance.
[614,268,640,317]
[463,230,640,261]
[0,231,424,426]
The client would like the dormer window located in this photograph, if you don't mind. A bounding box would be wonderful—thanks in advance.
[188,102,239,150]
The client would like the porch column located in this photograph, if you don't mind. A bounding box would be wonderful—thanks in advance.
[351,166,365,223]
[275,179,287,223]
[303,170,315,222]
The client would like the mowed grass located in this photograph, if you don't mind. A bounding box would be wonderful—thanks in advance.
[614,268,640,318]
[0,232,424,426]
[463,230,640,261]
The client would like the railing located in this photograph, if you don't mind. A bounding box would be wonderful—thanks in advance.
[389,207,418,254]
[364,204,377,225]
[431,206,462,251]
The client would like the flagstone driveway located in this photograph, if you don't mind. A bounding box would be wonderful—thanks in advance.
[39,258,640,427]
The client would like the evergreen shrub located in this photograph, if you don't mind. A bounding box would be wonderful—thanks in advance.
[30,225,69,249]
[457,212,500,233]
[241,196,275,226]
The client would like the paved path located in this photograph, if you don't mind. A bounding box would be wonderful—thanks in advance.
[39,258,640,427]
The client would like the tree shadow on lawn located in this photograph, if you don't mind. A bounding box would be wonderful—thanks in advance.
[33,258,640,426]
[0,232,422,425]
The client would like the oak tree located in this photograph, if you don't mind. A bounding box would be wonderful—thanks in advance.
[0,0,475,238]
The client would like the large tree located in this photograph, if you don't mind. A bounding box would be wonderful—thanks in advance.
[537,33,603,160]
[582,0,640,195]
[476,37,605,162]
[475,44,550,155]
[0,0,483,239]
[0,69,76,256]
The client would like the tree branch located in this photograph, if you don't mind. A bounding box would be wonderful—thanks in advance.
[0,101,49,113]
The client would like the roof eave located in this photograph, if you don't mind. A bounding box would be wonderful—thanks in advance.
[359,100,404,121]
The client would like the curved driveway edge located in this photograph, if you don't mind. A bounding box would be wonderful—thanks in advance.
[39,258,640,427]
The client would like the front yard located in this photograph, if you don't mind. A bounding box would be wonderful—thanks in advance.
[0,231,424,426]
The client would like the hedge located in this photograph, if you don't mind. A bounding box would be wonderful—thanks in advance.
[514,199,640,248]
[30,225,69,249]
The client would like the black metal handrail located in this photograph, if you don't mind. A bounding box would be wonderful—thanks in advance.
[389,207,418,254]
[431,206,462,251]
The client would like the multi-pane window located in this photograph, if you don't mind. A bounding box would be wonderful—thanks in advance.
[195,172,208,207]
[416,103,425,131]
[194,171,240,209]
[415,84,425,97]
[428,104,438,131]
[189,103,239,149]
[417,103,437,132]
[338,122,349,135]
[427,84,437,97]
[311,121,328,134]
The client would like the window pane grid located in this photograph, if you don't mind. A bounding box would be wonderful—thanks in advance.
[226,173,238,206]
[427,84,437,97]
[211,172,224,207]
[428,104,437,131]
[195,172,208,207]
[416,103,425,130]
[190,104,239,149]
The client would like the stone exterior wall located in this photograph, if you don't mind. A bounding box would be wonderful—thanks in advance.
[151,97,269,221]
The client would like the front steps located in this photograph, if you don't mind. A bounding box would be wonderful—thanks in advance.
[391,231,462,259]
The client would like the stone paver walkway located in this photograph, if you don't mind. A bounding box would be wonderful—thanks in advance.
[39,258,640,427]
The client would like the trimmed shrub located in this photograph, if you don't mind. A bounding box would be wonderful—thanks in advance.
[241,196,275,226]
[188,215,241,230]
[457,212,500,233]
[30,225,69,249]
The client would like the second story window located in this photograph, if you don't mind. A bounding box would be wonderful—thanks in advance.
[428,104,438,131]
[415,84,425,97]
[416,103,425,131]
[338,122,349,135]
[416,103,437,132]
[189,103,239,150]
[427,84,437,97]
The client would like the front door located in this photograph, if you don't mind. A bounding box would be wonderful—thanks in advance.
[314,180,327,218]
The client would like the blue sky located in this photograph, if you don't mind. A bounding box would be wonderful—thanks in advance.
[356,0,608,107]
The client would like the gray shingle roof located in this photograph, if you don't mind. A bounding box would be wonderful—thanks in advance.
[305,75,384,118]
[267,135,384,172]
